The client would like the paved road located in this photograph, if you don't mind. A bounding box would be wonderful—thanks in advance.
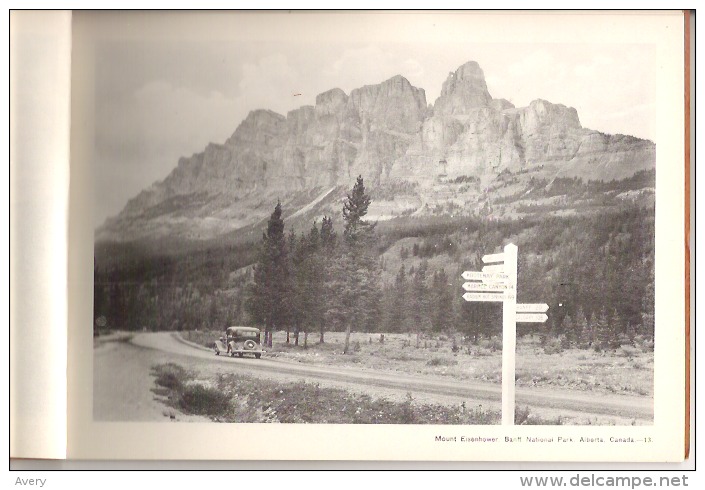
[107,332,653,423]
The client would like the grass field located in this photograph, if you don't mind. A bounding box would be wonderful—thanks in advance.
[182,329,653,398]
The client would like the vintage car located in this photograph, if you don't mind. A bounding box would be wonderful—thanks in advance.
[214,326,264,359]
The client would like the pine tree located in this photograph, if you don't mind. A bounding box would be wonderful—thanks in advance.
[343,175,373,246]
[320,216,337,252]
[246,201,289,347]
[411,260,432,333]
[626,321,637,343]
[285,229,298,344]
[338,176,379,354]
[640,282,655,340]
[286,222,325,347]
[431,269,454,332]
[576,307,591,349]
[400,246,408,260]
[594,306,610,351]
[318,216,337,343]
[610,308,625,348]
[289,229,304,346]
[387,265,409,332]
[562,314,575,348]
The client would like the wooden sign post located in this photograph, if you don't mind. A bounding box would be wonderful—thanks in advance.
[462,243,548,426]
[499,244,518,426]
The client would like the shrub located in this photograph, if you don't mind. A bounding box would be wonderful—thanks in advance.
[543,337,564,355]
[617,333,632,347]
[639,338,654,352]
[479,336,502,352]
[153,363,189,391]
[559,334,571,350]
[179,383,231,417]
[618,345,640,358]
[515,405,563,425]
[426,357,458,367]
[473,347,493,357]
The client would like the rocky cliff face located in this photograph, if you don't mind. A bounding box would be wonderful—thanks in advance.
[99,61,655,242]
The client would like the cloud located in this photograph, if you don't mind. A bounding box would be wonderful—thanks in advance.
[238,54,302,115]
[94,80,250,225]
[487,46,654,140]
[323,45,426,92]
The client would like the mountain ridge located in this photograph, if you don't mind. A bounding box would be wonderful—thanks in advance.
[98,61,655,242]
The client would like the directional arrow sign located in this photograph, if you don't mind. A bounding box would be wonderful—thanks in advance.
[461,271,509,282]
[482,252,505,264]
[482,264,505,273]
[516,313,548,323]
[463,282,514,292]
[463,292,516,302]
[516,303,549,313]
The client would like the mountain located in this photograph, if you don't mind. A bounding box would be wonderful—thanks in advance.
[97,61,655,243]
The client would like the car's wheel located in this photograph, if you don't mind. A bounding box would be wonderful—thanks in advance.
[244,340,256,350]
[255,353,261,359]
[215,351,219,356]
[238,353,243,358]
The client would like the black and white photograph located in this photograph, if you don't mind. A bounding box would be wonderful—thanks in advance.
[89,11,663,429]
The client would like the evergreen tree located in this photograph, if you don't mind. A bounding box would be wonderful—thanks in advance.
[246,201,289,347]
[458,301,482,344]
[288,222,325,347]
[640,282,655,340]
[400,246,409,260]
[338,176,379,354]
[610,308,625,348]
[562,314,575,348]
[576,307,591,349]
[303,222,323,346]
[626,321,637,343]
[343,175,373,246]
[386,265,409,332]
[431,269,454,332]
[285,228,298,344]
[411,260,432,333]
[594,306,611,351]
[318,216,337,343]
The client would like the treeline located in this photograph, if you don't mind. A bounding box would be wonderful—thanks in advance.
[94,180,655,352]
[531,169,656,198]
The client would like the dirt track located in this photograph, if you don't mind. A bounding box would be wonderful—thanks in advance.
[94,332,653,424]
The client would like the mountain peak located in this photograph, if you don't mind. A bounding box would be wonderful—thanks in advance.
[455,60,486,81]
[433,61,492,115]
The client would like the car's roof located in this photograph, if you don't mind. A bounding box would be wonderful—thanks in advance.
[227,326,260,333]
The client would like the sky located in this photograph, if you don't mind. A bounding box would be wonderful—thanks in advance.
[89,13,657,227]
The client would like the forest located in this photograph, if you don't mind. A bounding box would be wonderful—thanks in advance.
[94,174,655,353]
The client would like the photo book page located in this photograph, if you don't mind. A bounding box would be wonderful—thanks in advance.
[18,10,686,461]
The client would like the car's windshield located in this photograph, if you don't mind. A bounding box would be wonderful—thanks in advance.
[235,331,259,339]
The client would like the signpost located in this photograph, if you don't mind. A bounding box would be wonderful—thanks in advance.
[482,252,505,264]
[462,282,514,292]
[461,271,508,282]
[482,264,505,273]
[516,313,548,323]
[516,303,549,313]
[462,292,508,302]
[461,244,548,426]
